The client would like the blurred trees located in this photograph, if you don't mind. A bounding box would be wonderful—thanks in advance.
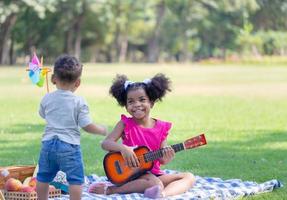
[0,0,287,64]
[0,0,59,64]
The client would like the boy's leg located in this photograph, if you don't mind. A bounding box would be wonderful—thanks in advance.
[69,185,82,200]
[58,142,84,199]
[37,139,59,200]
[36,181,49,200]
[158,172,195,197]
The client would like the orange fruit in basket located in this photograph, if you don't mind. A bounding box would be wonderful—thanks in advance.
[49,185,56,191]
[4,178,23,191]
[21,186,35,192]
[29,177,37,188]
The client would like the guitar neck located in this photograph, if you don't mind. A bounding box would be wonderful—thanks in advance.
[143,134,206,163]
[144,143,184,162]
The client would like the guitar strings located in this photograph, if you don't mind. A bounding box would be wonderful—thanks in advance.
[116,145,184,169]
[116,155,146,169]
[116,148,165,168]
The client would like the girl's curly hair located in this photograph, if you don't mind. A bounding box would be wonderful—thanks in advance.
[109,73,171,106]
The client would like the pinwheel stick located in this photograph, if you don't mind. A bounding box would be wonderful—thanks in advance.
[46,72,50,93]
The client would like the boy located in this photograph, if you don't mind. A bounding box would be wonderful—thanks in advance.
[36,55,107,200]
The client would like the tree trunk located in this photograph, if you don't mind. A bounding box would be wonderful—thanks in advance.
[182,32,189,62]
[147,0,165,63]
[114,29,120,62]
[119,35,128,63]
[64,31,74,55]
[63,1,86,59]
[74,1,86,60]
[74,31,82,60]
[106,45,113,62]
[9,34,14,65]
[111,3,122,62]
[89,46,98,62]
[0,13,17,65]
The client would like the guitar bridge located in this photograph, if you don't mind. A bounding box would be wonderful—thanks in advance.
[115,161,122,174]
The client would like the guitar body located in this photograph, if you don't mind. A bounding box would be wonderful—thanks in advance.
[103,146,153,185]
[103,134,207,185]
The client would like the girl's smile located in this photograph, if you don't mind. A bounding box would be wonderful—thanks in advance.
[126,88,154,125]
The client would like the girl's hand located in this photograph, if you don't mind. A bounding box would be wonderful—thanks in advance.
[160,146,175,164]
[120,146,140,168]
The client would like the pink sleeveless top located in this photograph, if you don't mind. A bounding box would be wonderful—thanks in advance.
[121,114,172,175]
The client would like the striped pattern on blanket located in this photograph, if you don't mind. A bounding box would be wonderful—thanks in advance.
[52,170,282,200]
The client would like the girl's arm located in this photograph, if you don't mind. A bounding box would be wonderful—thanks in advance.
[101,121,140,167]
[158,139,175,165]
[101,121,125,152]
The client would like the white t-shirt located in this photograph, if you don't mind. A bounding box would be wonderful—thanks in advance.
[39,89,92,145]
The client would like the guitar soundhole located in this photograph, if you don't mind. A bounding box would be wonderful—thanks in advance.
[115,161,122,174]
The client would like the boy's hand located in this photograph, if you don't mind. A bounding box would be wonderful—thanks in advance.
[120,146,140,168]
[98,125,108,136]
[160,146,175,164]
[83,123,108,136]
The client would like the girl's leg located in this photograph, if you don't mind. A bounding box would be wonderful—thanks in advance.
[69,185,82,200]
[158,172,195,197]
[91,173,163,194]
[36,181,49,200]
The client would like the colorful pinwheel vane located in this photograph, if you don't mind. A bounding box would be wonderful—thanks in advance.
[27,53,51,92]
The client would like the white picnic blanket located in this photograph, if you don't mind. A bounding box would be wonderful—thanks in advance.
[52,170,283,200]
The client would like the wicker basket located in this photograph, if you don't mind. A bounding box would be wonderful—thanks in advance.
[0,166,36,190]
[0,165,62,199]
[2,189,61,200]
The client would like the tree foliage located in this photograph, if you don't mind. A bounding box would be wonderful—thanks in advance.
[0,0,286,64]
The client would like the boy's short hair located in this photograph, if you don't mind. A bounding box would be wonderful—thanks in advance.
[53,55,82,83]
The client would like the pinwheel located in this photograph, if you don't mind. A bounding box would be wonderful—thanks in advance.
[27,53,51,92]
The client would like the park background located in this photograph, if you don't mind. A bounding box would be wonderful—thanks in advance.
[0,0,286,199]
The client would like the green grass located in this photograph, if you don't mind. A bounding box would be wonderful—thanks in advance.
[0,64,286,199]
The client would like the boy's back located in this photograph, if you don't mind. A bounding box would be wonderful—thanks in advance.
[40,89,92,145]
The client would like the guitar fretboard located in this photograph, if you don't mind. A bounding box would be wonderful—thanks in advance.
[143,143,185,162]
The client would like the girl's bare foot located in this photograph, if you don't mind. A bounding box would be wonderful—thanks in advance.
[88,182,110,194]
[144,185,164,199]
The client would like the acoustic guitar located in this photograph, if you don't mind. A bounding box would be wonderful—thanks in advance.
[103,134,207,185]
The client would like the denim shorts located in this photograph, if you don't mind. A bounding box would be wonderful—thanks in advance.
[37,136,84,185]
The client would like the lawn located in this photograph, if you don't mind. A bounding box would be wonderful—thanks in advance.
[0,63,286,199]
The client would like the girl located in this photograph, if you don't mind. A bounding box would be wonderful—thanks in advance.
[89,73,195,198]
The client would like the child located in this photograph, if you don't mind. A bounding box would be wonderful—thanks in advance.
[89,74,195,198]
[36,55,107,200]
